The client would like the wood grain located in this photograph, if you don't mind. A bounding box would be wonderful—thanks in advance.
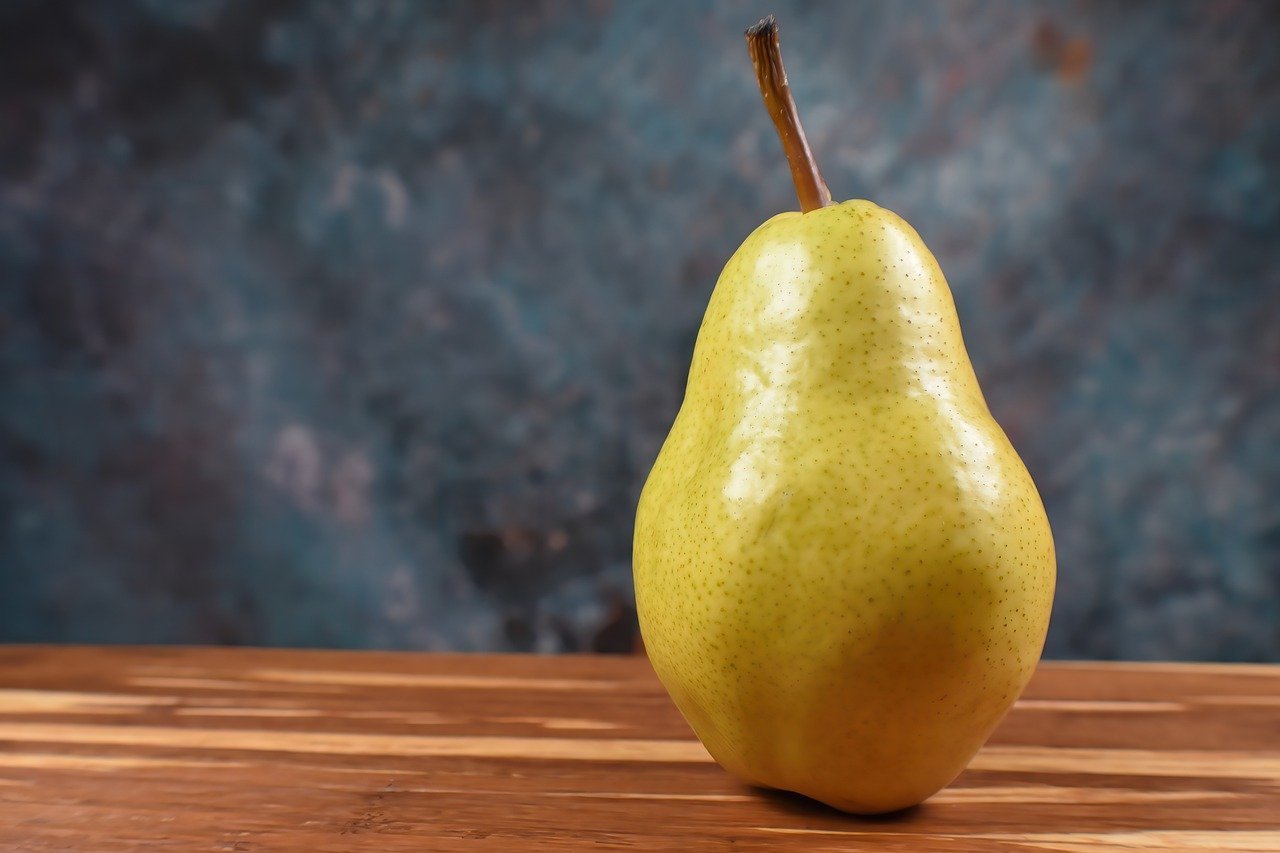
[0,647,1276,851]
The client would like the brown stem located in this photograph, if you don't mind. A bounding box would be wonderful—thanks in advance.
[746,16,832,212]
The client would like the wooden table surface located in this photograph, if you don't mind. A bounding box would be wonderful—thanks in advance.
[0,647,1277,851]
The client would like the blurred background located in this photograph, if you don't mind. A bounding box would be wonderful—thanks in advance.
[1,0,1277,660]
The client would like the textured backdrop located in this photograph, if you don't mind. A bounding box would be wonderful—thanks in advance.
[1,0,1277,659]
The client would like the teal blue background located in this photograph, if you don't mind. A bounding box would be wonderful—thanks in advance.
[1,1,1277,659]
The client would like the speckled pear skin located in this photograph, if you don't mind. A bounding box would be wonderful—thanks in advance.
[633,199,1056,814]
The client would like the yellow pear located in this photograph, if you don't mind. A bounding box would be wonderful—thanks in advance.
[633,17,1055,814]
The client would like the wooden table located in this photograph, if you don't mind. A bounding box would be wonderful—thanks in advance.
[0,647,1277,851]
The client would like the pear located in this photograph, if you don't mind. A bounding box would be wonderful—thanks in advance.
[633,17,1055,814]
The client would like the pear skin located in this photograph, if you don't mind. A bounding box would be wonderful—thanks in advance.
[634,199,1055,813]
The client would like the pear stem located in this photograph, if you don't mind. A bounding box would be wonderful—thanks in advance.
[746,16,832,213]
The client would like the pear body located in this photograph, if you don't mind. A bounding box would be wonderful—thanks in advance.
[633,200,1055,814]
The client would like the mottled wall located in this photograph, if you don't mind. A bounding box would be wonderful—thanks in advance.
[1,0,1277,659]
